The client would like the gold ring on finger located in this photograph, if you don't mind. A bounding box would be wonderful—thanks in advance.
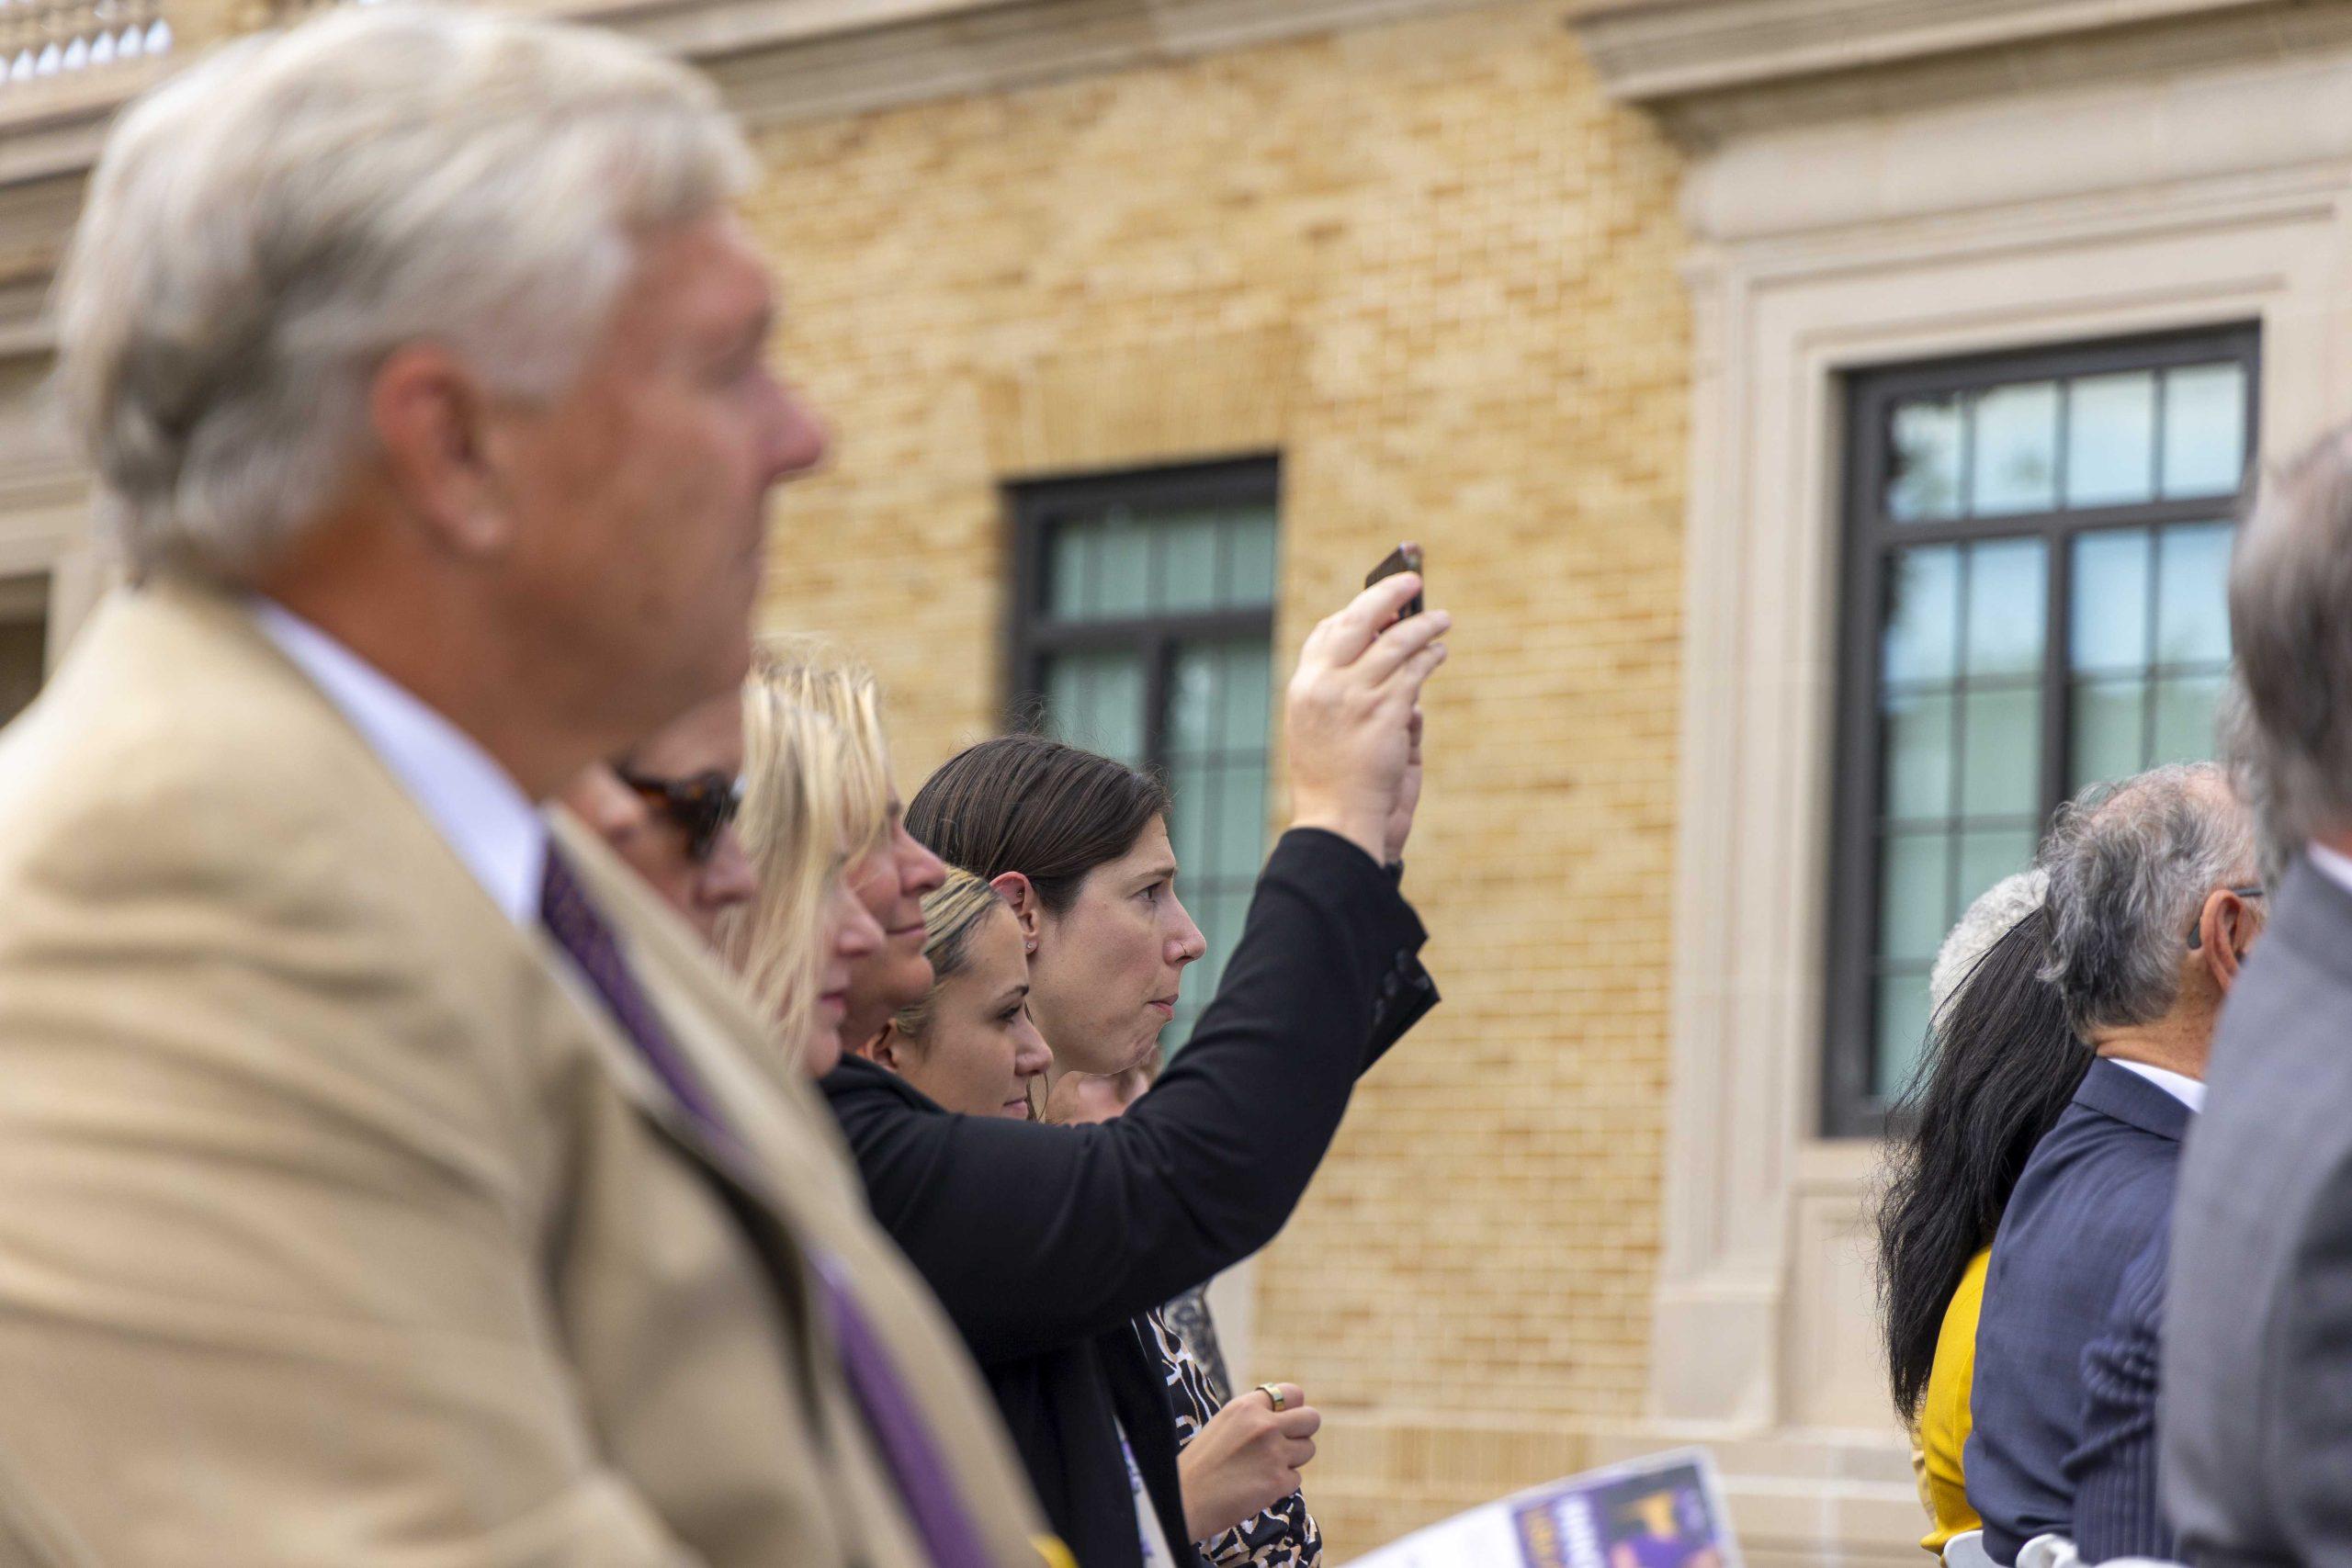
[1258,1382,1287,1412]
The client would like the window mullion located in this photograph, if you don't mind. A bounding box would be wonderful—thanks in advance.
[2142,523,2166,771]
[2041,513,2075,821]
[1144,632,1174,782]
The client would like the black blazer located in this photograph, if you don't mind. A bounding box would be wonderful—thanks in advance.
[822,829,1436,1568]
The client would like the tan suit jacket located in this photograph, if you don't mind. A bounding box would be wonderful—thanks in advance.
[0,579,1057,1568]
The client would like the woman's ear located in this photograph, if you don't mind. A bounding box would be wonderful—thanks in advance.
[991,871,1043,955]
[861,1022,907,1073]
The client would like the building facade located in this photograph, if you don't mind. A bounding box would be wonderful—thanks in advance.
[1574,1,2341,1560]
[0,0,2341,1562]
[736,4,1692,1556]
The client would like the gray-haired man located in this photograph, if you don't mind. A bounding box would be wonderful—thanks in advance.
[2166,428,2352,1567]
[1965,763,2263,1564]
[0,8,1057,1565]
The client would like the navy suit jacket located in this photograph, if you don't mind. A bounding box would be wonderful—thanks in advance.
[2064,1226,2174,1563]
[1965,1056,2190,1563]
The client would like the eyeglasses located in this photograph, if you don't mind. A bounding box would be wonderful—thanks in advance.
[615,767,743,863]
[2187,884,2266,948]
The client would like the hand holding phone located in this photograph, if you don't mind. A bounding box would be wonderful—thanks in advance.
[1284,555,1448,864]
[1364,544,1429,863]
[1365,543,1424,619]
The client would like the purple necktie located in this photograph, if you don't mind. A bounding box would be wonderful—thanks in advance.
[540,849,1001,1568]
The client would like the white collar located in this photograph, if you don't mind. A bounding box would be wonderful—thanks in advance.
[2310,840,2352,901]
[251,598,547,926]
[2109,1058,2207,1114]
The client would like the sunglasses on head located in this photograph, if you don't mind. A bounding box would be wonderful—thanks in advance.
[615,767,743,863]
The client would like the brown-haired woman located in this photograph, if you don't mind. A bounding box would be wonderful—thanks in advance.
[854,873,1325,1564]
[904,730,1196,1089]
[821,573,1447,1568]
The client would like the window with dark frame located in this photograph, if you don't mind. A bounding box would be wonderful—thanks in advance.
[1007,457,1281,1054]
[0,575,46,731]
[1826,326,2260,1137]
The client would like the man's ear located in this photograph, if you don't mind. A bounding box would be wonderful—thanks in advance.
[2196,886,2258,994]
[991,871,1043,954]
[368,342,512,558]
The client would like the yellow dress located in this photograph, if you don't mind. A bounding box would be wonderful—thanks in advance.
[1916,1248,1991,1553]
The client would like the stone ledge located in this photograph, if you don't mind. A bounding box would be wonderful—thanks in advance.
[0,58,168,191]
[559,0,1026,67]
[695,0,1508,129]
[1569,0,2352,152]
[0,0,1500,344]
[1573,0,2272,105]
[0,0,1507,177]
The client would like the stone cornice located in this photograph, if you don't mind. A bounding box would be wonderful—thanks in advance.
[0,0,1499,175]
[1571,0,2286,102]
[552,0,1027,67]
[1566,0,2352,151]
[1680,37,2352,243]
[1573,0,2274,103]
[683,0,1505,130]
[0,0,1498,351]
[0,60,167,191]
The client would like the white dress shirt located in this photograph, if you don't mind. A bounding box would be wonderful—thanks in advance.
[2109,1058,2205,1115]
[1116,1420,1182,1568]
[252,599,547,926]
[2310,839,2352,904]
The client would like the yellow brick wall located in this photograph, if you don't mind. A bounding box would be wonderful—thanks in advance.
[742,3,1690,1553]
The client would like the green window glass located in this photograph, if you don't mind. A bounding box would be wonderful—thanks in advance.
[1829,330,2259,1135]
[1010,459,1280,1052]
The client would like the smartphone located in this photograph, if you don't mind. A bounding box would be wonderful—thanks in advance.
[1365,543,1424,618]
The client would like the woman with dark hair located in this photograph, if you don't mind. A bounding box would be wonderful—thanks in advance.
[906,730,1195,1089]
[820,574,1447,1568]
[1876,872,2087,1555]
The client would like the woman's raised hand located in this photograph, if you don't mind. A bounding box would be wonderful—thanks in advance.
[1283,572,1450,865]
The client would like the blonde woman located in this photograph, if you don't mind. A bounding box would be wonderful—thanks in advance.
[858,871,1052,1121]
[723,652,899,1072]
[723,645,948,1070]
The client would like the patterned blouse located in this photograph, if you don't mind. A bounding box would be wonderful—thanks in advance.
[1143,1298,1322,1568]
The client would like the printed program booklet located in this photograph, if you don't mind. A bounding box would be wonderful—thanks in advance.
[1348,1448,1740,1568]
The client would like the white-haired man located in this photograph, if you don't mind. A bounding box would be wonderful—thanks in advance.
[0,10,1060,1566]
[2165,428,2352,1567]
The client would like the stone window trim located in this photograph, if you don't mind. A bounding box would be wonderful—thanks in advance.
[1649,51,2352,1430]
